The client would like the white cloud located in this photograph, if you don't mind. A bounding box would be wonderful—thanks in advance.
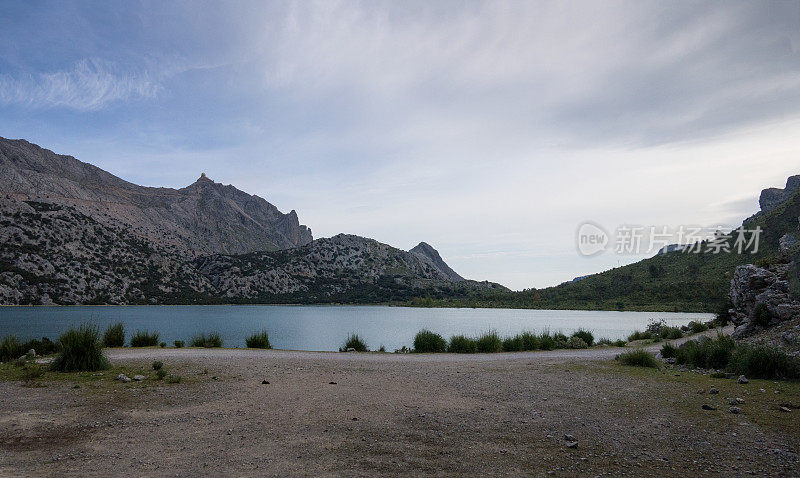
[0,59,159,111]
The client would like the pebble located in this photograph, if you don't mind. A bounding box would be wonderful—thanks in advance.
[702,404,716,411]
[737,375,749,384]
[261,380,269,384]
[779,407,792,413]
[709,387,719,395]
[115,374,131,383]
[132,375,145,382]
[729,407,742,414]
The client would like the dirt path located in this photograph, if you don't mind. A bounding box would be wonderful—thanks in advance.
[3,324,796,477]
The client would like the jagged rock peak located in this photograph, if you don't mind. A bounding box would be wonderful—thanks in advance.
[409,242,464,282]
[197,172,213,183]
[759,174,800,213]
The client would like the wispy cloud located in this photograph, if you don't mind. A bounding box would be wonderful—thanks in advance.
[0,59,159,111]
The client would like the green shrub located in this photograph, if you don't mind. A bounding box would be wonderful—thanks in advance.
[245,330,272,349]
[152,361,163,371]
[627,330,653,342]
[159,342,166,348]
[706,335,736,369]
[166,374,182,384]
[614,339,627,347]
[519,331,540,350]
[0,335,23,362]
[103,323,125,347]
[553,332,569,349]
[660,326,683,340]
[130,330,159,347]
[21,337,57,356]
[413,330,447,353]
[660,343,677,359]
[675,335,735,369]
[50,324,108,372]
[572,329,594,347]
[173,340,184,348]
[616,349,659,368]
[340,333,367,352]
[538,332,555,351]
[727,344,799,380]
[475,331,502,353]
[191,332,222,348]
[448,335,477,353]
[752,303,771,328]
[156,369,167,380]
[21,363,45,382]
[688,320,709,334]
[567,336,588,349]
[502,335,525,352]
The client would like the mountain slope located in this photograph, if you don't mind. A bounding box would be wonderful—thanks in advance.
[0,137,491,305]
[0,198,497,305]
[409,242,464,282]
[0,137,312,255]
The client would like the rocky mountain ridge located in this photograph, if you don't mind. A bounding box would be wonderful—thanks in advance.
[0,137,312,255]
[0,137,492,305]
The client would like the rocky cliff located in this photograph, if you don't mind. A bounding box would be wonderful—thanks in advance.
[759,175,800,213]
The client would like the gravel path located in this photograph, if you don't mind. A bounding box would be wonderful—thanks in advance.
[4,324,796,477]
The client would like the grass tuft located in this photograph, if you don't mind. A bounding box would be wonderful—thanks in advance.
[130,330,159,347]
[50,324,108,372]
[245,330,272,349]
[413,330,447,353]
[475,331,503,353]
[616,349,659,368]
[102,323,125,347]
[340,333,367,352]
[448,335,477,353]
[660,343,677,358]
[190,332,223,348]
[0,335,23,362]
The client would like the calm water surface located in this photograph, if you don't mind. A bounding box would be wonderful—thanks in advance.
[0,306,713,352]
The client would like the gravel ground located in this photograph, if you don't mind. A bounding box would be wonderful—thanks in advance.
[2,325,798,477]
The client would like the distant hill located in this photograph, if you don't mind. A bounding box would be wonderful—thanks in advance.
[0,137,498,305]
[427,175,800,312]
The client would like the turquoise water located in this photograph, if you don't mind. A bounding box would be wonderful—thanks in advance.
[0,305,713,352]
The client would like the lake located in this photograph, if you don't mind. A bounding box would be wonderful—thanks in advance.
[0,305,714,352]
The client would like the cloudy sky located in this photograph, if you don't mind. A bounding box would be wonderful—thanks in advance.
[1,1,799,289]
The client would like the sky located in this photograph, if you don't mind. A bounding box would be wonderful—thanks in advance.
[1,1,799,290]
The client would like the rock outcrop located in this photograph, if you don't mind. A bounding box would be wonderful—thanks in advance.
[409,242,464,282]
[729,262,800,337]
[759,175,800,213]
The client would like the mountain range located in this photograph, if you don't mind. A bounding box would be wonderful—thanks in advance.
[0,137,500,305]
